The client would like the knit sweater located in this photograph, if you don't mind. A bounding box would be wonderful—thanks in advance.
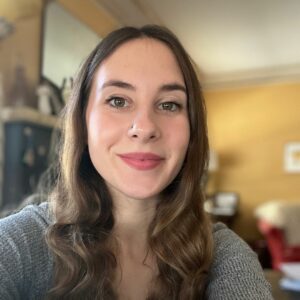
[0,203,273,299]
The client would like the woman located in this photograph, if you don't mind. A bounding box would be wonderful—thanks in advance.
[0,25,272,299]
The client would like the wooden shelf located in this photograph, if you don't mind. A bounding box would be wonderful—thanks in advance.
[0,106,59,128]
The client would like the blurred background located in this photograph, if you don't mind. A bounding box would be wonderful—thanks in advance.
[1,1,300,296]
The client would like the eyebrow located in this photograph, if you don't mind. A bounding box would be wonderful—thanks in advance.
[159,83,186,93]
[101,80,135,90]
[101,80,186,93]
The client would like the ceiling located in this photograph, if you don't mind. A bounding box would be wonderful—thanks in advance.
[96,0,300,89]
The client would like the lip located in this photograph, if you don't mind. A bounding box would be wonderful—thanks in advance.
[118,152,164,170]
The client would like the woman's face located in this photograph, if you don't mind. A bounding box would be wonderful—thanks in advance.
[86,38,190,202]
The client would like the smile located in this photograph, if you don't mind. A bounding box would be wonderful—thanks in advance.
[118,152,164,170]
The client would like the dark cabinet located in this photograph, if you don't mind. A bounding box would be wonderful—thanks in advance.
[0,108,58,212]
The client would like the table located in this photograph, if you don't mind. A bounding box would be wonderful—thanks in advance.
[264,269,300,300]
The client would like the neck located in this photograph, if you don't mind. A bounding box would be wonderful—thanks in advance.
[114,199,157,240]
[109,190,159,287]
[110,191,159,251]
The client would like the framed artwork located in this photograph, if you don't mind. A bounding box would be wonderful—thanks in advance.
[284,142,300,173]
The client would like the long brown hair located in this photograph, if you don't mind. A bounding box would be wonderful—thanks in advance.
[46,25,213,299]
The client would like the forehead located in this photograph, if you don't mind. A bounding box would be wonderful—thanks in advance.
[94,37,185,85]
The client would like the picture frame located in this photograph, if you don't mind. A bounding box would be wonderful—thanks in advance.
[284,142,300,173]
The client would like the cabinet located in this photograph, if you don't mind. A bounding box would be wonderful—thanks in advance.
[0,107,58,211]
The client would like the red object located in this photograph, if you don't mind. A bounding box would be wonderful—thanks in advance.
[258,219,300,270]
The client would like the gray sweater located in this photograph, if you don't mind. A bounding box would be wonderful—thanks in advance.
[0,203,273,299]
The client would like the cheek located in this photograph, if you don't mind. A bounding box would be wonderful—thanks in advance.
[165,118,190,154]
[87,112,103,144]
[86,109,130,154]
[87,111,114,147]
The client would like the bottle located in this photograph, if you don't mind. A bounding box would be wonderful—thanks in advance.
[0,72,4,109]
[36,83,52,115]
[8,64,30,107]
[61,77,73,104]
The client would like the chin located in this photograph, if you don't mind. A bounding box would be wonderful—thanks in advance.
[124,189,160,201]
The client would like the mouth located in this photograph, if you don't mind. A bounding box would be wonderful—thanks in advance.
[118,152,164,170]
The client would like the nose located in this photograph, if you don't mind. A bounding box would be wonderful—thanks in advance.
[127,111,161,142]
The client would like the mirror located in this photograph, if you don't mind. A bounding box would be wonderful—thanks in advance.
[42,1,101,87]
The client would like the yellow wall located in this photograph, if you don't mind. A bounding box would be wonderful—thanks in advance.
[0,0,43,106]
[204,82,300,241]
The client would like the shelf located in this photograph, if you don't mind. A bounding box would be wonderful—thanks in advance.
[0,106,59,128]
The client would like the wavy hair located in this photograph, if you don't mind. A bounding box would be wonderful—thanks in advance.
[46,25,213,299]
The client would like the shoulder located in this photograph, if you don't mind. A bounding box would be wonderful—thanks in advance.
[0,202,52,245]
[0,201,52,229]
[0,202,53,299]
[212,222,254,257]
[205,223,273,300]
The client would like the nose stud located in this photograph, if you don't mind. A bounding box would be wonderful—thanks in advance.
[129,123,144,138]
[130,123,143,132]
[128,122,157,140]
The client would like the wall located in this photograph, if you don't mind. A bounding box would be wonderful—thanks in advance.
[0,0,44,107]
[205,82,300,241]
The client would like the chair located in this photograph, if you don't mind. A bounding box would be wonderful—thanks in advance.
[255,201,300,270]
